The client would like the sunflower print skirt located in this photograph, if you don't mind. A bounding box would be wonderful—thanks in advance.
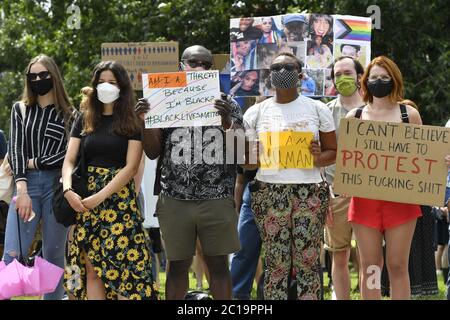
[64,166,158,300]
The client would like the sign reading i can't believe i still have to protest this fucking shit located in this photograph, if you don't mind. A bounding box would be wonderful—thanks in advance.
[142,70,221,128]
[334,118,450,206]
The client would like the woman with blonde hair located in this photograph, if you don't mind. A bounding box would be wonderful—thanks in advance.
[2,54,76,299]
[62,61,157,300]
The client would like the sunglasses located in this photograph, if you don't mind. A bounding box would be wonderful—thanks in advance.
[180,59,211,69]
[269,63,298,72]
[27,71,51,81]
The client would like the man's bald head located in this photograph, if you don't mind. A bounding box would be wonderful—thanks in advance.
[181,45,213,69]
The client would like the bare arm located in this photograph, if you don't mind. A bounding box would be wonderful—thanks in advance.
[135,98,164,160]
[310,130,337,167]
[406,105,423,125]
[134,154,146,194]
[234,173,245,215]
[142,128,163,160]
[62,137,87,212]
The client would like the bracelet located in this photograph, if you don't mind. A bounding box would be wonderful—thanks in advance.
[63,187,74,195]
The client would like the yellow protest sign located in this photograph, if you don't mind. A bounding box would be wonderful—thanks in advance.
[259,131,314,169]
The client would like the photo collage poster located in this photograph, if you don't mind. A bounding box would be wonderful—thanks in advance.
[229,14,372,98]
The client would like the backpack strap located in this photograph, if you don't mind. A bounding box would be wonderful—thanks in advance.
[354,106,364,119]
[400,104,409,123]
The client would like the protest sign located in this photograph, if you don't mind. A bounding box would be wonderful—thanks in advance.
[259,131,314,169]
[142,70,221,128]
[101,42,179,90]
[229,14,371,98]
[334,118,450,206]
[213,54,231,74]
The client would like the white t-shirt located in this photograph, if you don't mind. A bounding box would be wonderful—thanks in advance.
[141,157,159,229]
[243,95,335,184]
[446,119,450,128]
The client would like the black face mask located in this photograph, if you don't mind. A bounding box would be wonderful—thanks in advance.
[30,78,53,96]
[367,79,393,98]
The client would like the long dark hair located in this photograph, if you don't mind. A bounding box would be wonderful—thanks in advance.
[80,61,140,136]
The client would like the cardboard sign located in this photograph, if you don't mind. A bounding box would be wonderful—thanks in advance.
[101,42,179,90]
[334,118,450,206]
[259,131,314,169]
[143,70,221,128]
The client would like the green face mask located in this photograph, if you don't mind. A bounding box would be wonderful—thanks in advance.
[335,75,357,96]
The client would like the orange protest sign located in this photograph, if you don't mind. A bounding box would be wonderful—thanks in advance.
[147,72,187,88]
[259,131,314,169]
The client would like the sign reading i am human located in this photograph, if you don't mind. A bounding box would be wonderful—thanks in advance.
[101,42,179,90]
[142,70,221,128]
[259,131,314,169]
[334,118,450,206]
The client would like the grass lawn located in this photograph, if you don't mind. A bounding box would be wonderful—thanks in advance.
[12,270,447,300]
[157,269,447,300]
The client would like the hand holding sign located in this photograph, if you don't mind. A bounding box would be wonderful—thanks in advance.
[214,94,233,129]
[135,98,150,121]
[309,139,321,167]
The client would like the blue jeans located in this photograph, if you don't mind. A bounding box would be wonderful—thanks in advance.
[2,170,68,300]
[230,184,261,299]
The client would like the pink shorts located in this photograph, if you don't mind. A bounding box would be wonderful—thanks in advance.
[348,197,422,233]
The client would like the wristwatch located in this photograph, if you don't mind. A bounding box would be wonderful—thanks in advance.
[63,187,74,195]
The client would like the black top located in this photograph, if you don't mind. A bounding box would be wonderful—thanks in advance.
[71,114,141,168]
[9,102,71,182]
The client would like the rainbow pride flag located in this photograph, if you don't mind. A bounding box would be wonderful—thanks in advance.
[335,18,371,42]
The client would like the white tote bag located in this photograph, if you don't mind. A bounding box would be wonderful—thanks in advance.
[0,102,27,203]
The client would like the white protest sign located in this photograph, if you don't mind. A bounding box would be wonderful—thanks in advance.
[142,70,221,128]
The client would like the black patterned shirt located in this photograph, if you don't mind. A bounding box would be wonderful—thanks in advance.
[160,99,243,200]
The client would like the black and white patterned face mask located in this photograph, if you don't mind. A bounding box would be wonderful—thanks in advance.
[270,68,299,89]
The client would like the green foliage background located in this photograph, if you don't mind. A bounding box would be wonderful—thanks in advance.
[0,0,448,137]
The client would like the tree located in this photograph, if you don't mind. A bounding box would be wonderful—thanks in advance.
[0,0,448,138]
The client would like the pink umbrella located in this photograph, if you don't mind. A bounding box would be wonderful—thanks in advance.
[0,255,64,300]
[0,259,41,299]
[33,256,64,295]
[0,206,64,299]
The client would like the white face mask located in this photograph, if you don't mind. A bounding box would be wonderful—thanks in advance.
[97,82,120,104]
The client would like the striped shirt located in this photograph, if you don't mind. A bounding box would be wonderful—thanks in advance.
[9,102,71,182]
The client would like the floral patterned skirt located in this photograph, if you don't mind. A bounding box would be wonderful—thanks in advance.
[64,166,158,300]
[251,181,329,300]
